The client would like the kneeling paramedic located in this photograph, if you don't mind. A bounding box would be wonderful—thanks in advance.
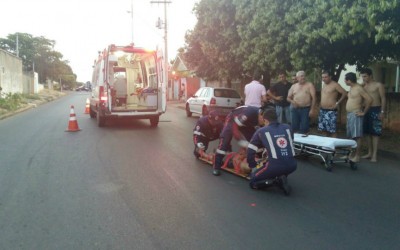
[247,108,297,193]
[193,110,223,158]
[212,106,265,176]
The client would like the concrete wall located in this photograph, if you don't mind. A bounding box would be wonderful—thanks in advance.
[0,49,23,94]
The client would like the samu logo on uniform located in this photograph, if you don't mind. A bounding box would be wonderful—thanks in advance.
[276,137,288,148]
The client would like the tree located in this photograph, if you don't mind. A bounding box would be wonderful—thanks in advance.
[184,0,400,84]
[184,0,243,85]
[286,0,400,80]
[0,33,76,86]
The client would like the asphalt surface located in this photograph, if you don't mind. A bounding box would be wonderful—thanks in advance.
[0,92,399,249]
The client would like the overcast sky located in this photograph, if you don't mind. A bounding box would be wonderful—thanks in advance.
[0,0,198,82]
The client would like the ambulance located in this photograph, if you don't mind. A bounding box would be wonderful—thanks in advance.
[90,44,166,127]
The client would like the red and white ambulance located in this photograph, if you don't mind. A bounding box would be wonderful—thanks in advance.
[90,44,166,127]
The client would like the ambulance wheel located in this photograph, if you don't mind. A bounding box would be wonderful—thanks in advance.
[150,116,159,127]
[350,161,357,170]
[89,106,96,118]
[97,111,106,127]
[185,104,192,117]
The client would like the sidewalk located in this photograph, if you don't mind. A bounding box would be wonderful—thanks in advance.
[0,89,66,120]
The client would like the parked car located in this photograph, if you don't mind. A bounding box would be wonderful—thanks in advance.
[186,87,243,117]
[75,85,89,91]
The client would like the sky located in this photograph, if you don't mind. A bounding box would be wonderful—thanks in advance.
[0,0,199,82]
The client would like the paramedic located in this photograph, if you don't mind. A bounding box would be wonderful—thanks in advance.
[193,111,223,158]
[247,108,297,193]
[212,106,265,176]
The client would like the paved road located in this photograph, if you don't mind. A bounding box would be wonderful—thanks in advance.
[0,92,399,249]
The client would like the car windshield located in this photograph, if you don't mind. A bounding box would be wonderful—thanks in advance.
[214,89,241,98]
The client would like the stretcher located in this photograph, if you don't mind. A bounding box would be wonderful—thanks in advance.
[198,148,251,179]
[293,133,357,171]
[197,149,290,195]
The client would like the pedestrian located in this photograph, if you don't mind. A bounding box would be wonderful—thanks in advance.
[212,106,265,176]
[344,72,372,163]
[267,71,292,124]
[247,108,297,194]
[193,110,223,158]
[287,71,317,134]
[360,68,386,162]
[317,71,348,137]
[244,69,267,108]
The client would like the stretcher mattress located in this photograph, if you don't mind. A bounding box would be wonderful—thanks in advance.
[294,133,357,151]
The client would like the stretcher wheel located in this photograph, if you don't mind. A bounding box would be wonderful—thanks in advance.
[350,160,357,170]
[326,165,333,172]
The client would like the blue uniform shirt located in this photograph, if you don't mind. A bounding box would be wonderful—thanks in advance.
[193,116,223,141]
[247,122,297,170]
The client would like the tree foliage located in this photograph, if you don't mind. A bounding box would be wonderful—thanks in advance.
[184,0,243,83]
[0,33,76,86]
[184,0,400,83]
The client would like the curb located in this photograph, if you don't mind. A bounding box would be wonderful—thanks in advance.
[378,150,400,161]
[0,96,59,121]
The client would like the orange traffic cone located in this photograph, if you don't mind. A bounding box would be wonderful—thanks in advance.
[84,98,90,114]
[66,105,81,132]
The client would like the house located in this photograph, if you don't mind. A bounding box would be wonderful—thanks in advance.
[169,53,204,101]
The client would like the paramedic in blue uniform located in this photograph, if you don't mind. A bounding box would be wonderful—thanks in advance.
[247,108,297,192]
[212,106,265,176]
[193,111,223,158]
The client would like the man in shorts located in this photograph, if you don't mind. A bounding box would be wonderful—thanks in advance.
[360,68,386,162]
[318,71,347,137]
[344,72,372,162]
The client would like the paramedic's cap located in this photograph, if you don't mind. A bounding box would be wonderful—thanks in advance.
[208,110,220,121]
[262,107,277,121]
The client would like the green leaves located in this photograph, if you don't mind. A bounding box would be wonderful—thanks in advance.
[183,0,400,82]
[0,32,75,86]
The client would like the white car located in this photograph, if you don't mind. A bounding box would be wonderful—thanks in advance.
[185,87,242,117]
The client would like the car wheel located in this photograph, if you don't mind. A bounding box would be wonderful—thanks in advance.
[186,104,192,117]
[202,106,208,116]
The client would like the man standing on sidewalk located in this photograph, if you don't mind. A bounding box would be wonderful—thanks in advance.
[267,71,292,124]
[244,70,267,108]
[287,71,317,134]
[360,68,386,162]
[345,72,372,163]
[318,71,347,137]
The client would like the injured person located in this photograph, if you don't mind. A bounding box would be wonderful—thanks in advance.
[247,108,297,195]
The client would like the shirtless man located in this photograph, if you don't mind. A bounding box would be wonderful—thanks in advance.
[318,71,348,137]
[360,68,386,162]
[287,71,316,134]
[344,72,372,163]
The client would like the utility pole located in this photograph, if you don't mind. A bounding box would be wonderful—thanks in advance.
[127,0,134,43]
[151,0,171,93]
[16,33,19,57]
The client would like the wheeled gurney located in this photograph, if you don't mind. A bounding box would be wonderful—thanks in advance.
[293,133,357,171]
